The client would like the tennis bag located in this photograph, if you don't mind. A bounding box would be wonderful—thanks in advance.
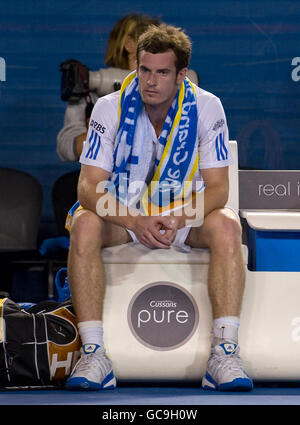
[0,297,81,389]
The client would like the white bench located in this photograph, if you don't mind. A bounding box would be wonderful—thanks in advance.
[100,141,238,381]
[101,141,300,382]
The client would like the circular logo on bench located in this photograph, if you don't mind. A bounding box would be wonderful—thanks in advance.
[127,281,199,351]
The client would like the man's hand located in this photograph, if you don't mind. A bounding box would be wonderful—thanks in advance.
[133,215,180,249]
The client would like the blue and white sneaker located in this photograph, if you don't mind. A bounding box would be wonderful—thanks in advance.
[66,344,116,391]
[202,342,253,391]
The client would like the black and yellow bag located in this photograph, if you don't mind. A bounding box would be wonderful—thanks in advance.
[0,297,81,389]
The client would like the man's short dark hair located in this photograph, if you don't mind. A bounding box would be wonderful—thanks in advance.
[137,24,192,73]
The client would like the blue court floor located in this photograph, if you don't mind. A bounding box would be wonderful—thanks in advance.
[1,382,300,405]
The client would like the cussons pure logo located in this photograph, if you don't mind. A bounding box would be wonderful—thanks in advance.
[127,282,199,351]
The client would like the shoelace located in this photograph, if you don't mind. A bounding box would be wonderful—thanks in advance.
[210,349,245,376]
[73,351,109,375]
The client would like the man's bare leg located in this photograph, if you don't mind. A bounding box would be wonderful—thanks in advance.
[186,207,245,320]
[66,208,132,390]
[67,208,132,322]
[186,207,253,391]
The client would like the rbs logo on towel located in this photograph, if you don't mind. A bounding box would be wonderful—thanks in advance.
[128,282,199,351]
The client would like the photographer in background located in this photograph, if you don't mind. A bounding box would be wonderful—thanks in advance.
[57,13,160,162]
[53,14,160,235]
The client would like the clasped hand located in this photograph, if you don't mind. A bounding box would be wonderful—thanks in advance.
[133,215,183,249]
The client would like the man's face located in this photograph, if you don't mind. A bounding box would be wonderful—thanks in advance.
[137,49,186,108]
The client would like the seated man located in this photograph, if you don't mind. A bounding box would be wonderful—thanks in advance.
[65,24,253,392]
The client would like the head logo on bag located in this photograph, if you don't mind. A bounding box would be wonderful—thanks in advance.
[46,306,81,380]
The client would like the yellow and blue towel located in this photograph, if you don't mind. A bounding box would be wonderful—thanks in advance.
[106,70,201,216]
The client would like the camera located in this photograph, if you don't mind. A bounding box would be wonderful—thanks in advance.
[60,59,199,103]
[89,67,132,96]
[90,67,199,96]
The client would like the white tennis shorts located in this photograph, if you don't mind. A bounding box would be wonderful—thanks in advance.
[126,226,192,253]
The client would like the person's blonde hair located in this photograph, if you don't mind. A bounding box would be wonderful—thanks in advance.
[137,24,192,73]
[105,14,160,69]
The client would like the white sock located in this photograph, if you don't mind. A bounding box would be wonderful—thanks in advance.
[78,320,104,348]
[212,316,240,344]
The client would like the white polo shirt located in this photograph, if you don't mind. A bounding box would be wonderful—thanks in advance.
[80,84,233,182]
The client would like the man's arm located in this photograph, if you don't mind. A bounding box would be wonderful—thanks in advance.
[201,166,229,217]
[77,164,176,249]
[78,164,137,229]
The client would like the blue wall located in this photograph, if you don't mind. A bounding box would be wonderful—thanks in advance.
[0,0,300,231]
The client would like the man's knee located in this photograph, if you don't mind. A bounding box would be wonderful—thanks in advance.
[69,209,106,254]
[205,208,242,250]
